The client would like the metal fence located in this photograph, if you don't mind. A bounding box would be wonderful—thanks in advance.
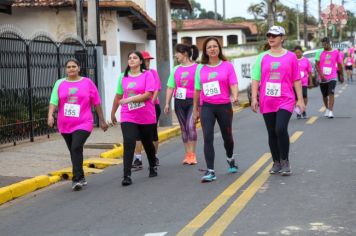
[0,30,98,145]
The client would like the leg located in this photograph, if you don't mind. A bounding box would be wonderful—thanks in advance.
[121,122,139,177]
[201,105,216,170]
[139,124,157,169]
[70,130,91,182]
[263,112,280,162]
[215,103,234,158]
[275,110,292,161]
[153,104,161,154]
[174,100,189,152]
[186,103,197,153]
[328,81,336,112]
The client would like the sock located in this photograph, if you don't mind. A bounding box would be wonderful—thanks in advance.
[135,154,142,161]
[207,169,214,173]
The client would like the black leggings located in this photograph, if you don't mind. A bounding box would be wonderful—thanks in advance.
[62,130,91,182]
[263,109,292,162]
[201,103,234,170]
[121,122,156,177]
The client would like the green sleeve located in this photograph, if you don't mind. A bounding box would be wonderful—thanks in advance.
[252,52,267,82]
[49,78,65,106]
[116,73,124,95]
[314,49,322,62]
[194,64,204,90]
[167,66,179,88]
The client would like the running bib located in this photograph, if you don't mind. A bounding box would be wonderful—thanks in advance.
[128,102,145,111]
[300,71,305,78]
[347,62,352,66]
[175,87,187,100]
[203,81,221,97]
[265,82,281,97]
[323,67,332,75]
[64,103,80,117]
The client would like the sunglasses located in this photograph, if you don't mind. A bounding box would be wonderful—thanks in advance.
[266,34,282,38]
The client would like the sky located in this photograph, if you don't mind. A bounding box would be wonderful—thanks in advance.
[194,0,356,20]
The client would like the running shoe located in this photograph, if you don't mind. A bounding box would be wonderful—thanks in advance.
[280,160,292,176]
[328,111,334,119]
[79,177,87,186]
[201,170,216,182]
[296,114,302,119]
[182,153,190,165]
[324,109,330,117]
[155,157,160,166]
[132,159,143,170]
[269,162,281,174]
[227,159,238,173]
[188,153,198,165]
[149,167,158,177]
[121,176,132,186]
[302,112,307,119]
[72,181,83,191]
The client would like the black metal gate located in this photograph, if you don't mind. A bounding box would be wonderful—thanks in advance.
[0,31,98,145]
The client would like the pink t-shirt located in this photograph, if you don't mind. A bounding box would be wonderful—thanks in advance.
[50,77,101,134]
[316,49,342,81]
[348,47,355,57]
[252,51,300,114]
[167,63,198,99]
[298,57,312,87]
[345,57,354,66]
[195,61,238,105]
[149,68,161,105]
[116,71,156,124]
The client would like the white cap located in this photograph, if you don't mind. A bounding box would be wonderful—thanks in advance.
[266,25,286,36]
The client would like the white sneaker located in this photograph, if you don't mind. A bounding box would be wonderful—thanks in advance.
[324,109,330,117]
[328,110,334,119]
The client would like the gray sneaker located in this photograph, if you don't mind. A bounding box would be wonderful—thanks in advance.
[72,181,83,191]
[280,160,291,176]
[269,162,281,174]
[80,178,87,186]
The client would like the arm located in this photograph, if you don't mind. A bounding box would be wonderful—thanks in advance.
[47,104,57,127]
[294,79,305,112]
[119,91,153,105]
[337,63,344,82]
[251,80,259,113]
[315,61,326,81]
[193,90,200,121]
[111,94,122,125]
[94,105,108,131]
[230,84,239,106]
[164,88,175,114]
[152,90,159,104]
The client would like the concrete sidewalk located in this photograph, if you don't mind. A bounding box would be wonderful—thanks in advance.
[0,92,248,188]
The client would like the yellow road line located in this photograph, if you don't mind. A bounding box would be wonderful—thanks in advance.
[204,163,272,236]
[290,131,303,143]
[319,106,326,113]
[306,116,318,125]
[176,153,271,236]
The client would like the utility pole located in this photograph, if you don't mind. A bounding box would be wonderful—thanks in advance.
[297,4,300,43]
[223,0,226,20]
[339,0,345,41]
[76,0,84,40]
[214,0,218,20]
[156,0,173,126]
[318,0,322,39]
[87,0,97,44]
[303,0,308,48]
[267,0,275,28]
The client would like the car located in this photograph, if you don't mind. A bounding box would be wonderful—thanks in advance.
[303,49,321,87]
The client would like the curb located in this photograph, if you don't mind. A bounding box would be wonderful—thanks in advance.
[0,101,250,206]
[0,175,61,205]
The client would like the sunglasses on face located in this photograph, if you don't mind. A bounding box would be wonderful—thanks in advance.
[266,34,282,38]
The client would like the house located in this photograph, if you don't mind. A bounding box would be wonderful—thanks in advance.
[0,0,191,120]
[0,0,13,14]
[173,19,252,50]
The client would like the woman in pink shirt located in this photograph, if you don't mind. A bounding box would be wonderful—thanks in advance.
[294,46,313,119]
[111,51,157,186]
[164,44,199,165]
[132,51,161,170]
[48,59,108,191]
[193,37,239,183]
[344,53,354,83]
[251,26,305,176]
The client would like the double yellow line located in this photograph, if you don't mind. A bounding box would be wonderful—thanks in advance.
[177,131,303,236]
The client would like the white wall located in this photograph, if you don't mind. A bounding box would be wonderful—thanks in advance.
[0,8,76,40]
[232,55,257,91]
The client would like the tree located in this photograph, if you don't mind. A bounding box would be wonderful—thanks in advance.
[171,0,222,20]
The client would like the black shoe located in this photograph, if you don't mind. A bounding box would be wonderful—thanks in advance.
[296,114,302,119]
[149,167,158,177]
[72,181,83,191]
[302,112,307,119]
[155,157,160,166]
[132,159,143,170]
[121,176,132,186]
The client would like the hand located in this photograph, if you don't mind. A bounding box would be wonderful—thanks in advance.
[321,74,327,82]
[231,97,239,106]
[119,98,128,105]
[193,109,200,122]
[308,82,314,88]
[164,104,170,114]
[100,119,109,132]
[251,98,258,113]
[47,115,54,127]
[111,113,118,125]
[296,99,305,114]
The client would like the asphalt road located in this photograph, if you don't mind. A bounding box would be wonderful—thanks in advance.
[0,82,355,236]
